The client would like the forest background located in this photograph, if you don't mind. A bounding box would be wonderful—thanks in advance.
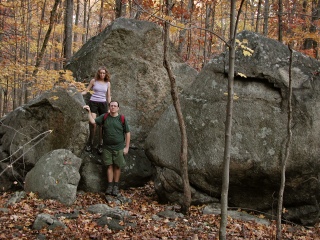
[0,0,319,116]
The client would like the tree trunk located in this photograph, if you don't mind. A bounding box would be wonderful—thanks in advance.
[276,45,293,240]
[115,0,122,18]
[219,1,236,238]
[207,3,215,59]
[278,0,283,42]
[74,0,80,47]
[82,0,88,44]
[133,0,142,20]
[263,0,269,35]
[86,0,92,41]
[63,0,73,67]
[0,88,3,117]
[255,0,262,33]
[53,4,64,71]
[219,0,245,238]
[303,0,320,58]
[163,0,191,215]
[202,3,212,67]
[32,0,62,78]
[177,0,193,56]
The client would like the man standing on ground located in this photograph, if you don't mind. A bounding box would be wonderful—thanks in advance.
[83,101,130,196]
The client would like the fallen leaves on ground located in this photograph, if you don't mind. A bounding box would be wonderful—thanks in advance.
[0,182,319,239]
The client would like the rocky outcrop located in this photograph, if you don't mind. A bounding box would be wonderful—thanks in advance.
[0,87,88,191]
[66,18,197,192]
[66,18,197,149]
[145,31,320,225]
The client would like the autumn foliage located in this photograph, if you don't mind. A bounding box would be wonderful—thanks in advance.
[0,0,319,115]
[0,182,319,239]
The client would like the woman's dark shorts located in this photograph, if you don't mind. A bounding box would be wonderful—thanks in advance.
[89,101,108,115]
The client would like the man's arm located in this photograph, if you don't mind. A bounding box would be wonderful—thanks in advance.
[83,105,96,125]
[123,132,131,155]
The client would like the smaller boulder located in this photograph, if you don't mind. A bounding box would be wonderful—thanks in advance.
[24,149,82,205]
[32,213,66,230]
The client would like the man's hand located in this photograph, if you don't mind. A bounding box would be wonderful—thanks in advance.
[83,105,90,112]
[123,147,129,155]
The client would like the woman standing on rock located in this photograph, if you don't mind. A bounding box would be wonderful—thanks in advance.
[82,66,111,154]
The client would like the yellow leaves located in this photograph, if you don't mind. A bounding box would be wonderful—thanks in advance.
[224,92,239,100]
[237,72,247,78]
[236,39,254,57]
[164,16,174,22]
[243,49,253,57]
[50,96,59,101]
[28,192,36,199]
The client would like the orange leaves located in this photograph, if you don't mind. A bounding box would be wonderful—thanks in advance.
[0,183,319,239]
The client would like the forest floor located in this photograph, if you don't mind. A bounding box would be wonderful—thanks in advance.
[0,182,319,239]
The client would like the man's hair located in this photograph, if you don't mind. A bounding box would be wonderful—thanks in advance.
[109,101,119,107]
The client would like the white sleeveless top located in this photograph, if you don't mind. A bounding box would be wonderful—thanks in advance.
[90,81,108,102]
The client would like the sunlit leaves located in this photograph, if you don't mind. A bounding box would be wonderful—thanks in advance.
[224,92,239,100]
[238,72,247,78]
[236,39,254,57]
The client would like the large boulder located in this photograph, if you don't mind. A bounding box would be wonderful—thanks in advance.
[24,149,82,205]
[66,18,197,191]
[145,31,320,225]
[0,87,88,191]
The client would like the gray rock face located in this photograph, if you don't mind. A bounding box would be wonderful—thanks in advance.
[66,18,197,192]
[145,31,320,225]
[24,149,82,205]
[66,18,197,149]
[0,87,88,191]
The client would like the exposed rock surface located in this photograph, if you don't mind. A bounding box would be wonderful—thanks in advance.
[0,87,88,191]
[145,30,320,225]
[66,18,197,192]
[66,18,197,148]
[24,149,82,205]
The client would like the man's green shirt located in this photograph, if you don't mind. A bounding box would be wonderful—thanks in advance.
[95,114,130,151]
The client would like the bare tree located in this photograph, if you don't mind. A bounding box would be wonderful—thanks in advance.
[303,0,320,58]
[99,0,104,31]
[219,0,245,238]
[278,0,283,42]
[163,0,191,215]
[263,0,269,35]
[74,0,80,46]
[82,0,88,44]
[32,0,62,78]
[115,0,124,18]
[255,0,262,33]
[63,0,74,67]
[276,45,293,240]
[177,0,193,56]
[203,2,212,67]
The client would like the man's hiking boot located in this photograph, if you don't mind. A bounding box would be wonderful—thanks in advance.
[105,185,113,195]
[97,144,103,155]
[112,186,119,196]
[85,144,92,152]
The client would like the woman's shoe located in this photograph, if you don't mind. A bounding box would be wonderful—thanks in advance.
[97,144,103,154]
[85,144,92,152]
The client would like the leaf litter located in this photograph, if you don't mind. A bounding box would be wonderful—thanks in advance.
[0,181,319,239]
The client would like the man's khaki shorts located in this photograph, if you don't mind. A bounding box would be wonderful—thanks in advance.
[103,149,126,168]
